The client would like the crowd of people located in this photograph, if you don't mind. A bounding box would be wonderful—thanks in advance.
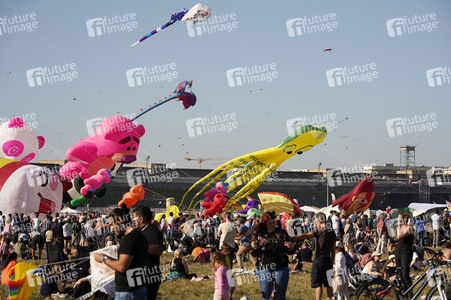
[0,206,449,299]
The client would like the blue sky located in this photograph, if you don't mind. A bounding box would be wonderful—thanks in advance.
[1,0,450,171]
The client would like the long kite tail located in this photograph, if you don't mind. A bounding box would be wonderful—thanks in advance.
[130,9,188,47]
[179,153,253,210]
[131,93,180,122]
[225,163,277,211]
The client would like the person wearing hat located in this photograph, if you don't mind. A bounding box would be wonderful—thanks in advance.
[333,241,349,300]
[382,254,397,281]
[361,252,383,277]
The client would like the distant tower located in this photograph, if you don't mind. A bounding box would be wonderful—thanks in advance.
[400,145,416,167]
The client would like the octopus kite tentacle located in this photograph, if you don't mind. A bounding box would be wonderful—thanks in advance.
[182,156,250,211]
[225,163,277,210]
[181,125,327,212]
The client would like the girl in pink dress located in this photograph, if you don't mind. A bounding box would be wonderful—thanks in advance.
[213,252,230,300]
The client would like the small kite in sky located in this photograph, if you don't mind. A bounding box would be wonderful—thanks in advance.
[130,3,212,46]
[323,48,332,52]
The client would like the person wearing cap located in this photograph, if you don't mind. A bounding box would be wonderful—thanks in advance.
[333,241,349,300]
[361,252,383,277]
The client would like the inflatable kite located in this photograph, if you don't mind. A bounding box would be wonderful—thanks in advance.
[130,3,211,46]
[258,192,302,216]
[7,262,39,300]
[118,185,145,209]
[0,117,45,162]
[132,80,196,121]
[200,193,228,218]
[154,205,180,223]
[332,176,374,215]
[234,196,260,216]
[60,116,145,207]
[0,157,71,217]
[181,125,327,212]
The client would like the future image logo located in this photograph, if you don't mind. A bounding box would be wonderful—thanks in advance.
[126,63,178,87]
[125,164,178,187]
[286,13,338,37]
[26,63,78,87]
[286,113,338,135]
[426,67,451,87]
[186,113,238,137]
[0,13,38,36]
[326,63,378,87]
[186,13,238,37]
[226,63,278,87]
[386,113,438,137]
[86,13,138,37]
[386,13,438,37]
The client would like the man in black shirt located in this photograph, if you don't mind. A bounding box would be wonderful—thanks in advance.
[131,206,164,300]
[93,207,148,299]
[293,212,336,300]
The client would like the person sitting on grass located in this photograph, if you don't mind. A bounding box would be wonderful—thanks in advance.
[361,252,383,277]
[382,254,397,281]
[193,242,210,263]
[40,263,73,299]
[166,249,197,280]
[291,242,312,273]
[14,237,27,259]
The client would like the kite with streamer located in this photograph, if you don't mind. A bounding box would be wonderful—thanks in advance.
[332,176,374,215]
[131,3,211,46]
[0,117,45,162]
[181,125,327,212]
[131,80,196,121]
[258,192,302,216]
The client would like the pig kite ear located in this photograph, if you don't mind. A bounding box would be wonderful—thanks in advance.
[37,136,45,149]
[135,124,145,137]
[8,117,24,128]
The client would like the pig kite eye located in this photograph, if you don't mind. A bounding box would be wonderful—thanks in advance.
[119,137,131,144]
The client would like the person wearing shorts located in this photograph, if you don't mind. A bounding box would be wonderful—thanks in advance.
[294,212,336,300]
[30,229,44,259]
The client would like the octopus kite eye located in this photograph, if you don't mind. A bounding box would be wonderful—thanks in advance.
[283,145,296,154]
[296,151,303,155]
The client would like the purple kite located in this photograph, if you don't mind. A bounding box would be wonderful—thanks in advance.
[131,3,212,47]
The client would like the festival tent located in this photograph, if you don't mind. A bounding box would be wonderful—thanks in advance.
[300,206,320,213]
[60,207,82,215]
[408,203,448,218]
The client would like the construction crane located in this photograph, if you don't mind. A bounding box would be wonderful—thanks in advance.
[184,157,229,169]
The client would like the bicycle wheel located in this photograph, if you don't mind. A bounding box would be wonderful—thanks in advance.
[425,284,450,300]
[354,278,396,300]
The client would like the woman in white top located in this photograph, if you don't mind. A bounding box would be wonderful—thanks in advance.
[334,242,350,300]
[362,252,383,277]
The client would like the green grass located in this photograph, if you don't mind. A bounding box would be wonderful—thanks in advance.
[0,252,437,299]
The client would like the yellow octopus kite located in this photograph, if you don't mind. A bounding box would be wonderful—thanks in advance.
[181,125,327,213]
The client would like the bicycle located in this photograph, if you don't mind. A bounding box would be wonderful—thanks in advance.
[353,248,450,300]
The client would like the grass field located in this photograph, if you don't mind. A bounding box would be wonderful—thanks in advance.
[0,251,437,299]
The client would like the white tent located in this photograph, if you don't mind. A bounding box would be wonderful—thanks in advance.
[408,203,447,211]
[60,207,82,215]
[300,205,320,213]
